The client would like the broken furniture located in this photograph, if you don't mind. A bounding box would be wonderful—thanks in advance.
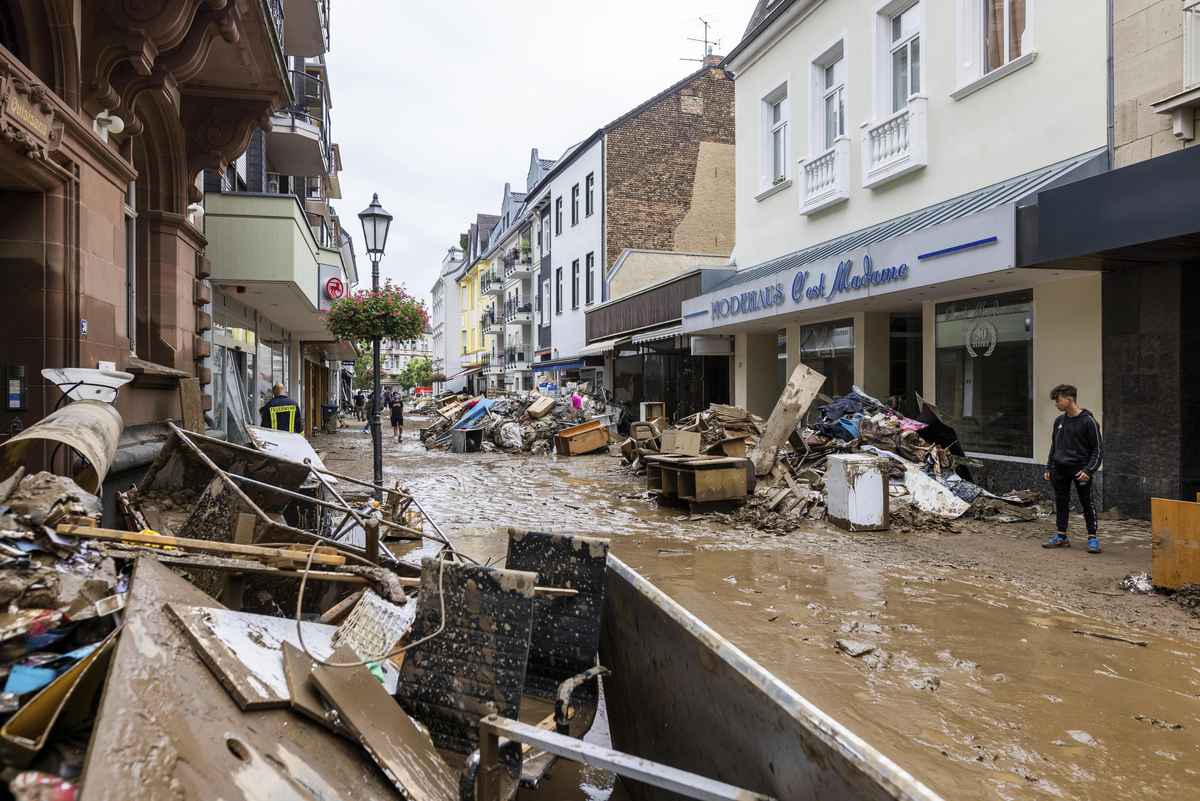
[639,401,667,427]
[824,454,890,532]
[554,420,609,457]
[645,455,751,508]
[660,429,702,457]
[1151,496,1200,589]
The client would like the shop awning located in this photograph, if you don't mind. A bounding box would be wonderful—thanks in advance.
[532,360,585,373]
[446,366,482,379]
[577,337,625,357]
[631,324,684,344]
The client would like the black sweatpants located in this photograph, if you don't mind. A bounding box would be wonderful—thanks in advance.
[1051,463,1097,536]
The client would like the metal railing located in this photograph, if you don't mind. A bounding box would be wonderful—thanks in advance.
[266,0,285,49]
[504,301,533,320]
[292,69,326,109]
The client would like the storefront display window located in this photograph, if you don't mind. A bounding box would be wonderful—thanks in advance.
[935,290,1032,458]
[799,319,854,398]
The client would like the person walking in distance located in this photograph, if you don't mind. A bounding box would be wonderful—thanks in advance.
[1042,384,1103,553]
[390,392,404,442]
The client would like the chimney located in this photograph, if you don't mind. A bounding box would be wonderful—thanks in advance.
[703,54,724,67]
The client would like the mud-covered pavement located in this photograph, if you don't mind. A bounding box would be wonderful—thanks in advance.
[319,422,1200,801]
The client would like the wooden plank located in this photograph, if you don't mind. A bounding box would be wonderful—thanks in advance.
[56,523,346,567]
[178,377,204,433]
[100,550,370,584]
[311,657,458,801]
[748,364,825,477]
[1151,497,1200,590]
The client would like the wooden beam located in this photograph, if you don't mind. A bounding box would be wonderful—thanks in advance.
[56,523,347,567]
[748,364,825,477]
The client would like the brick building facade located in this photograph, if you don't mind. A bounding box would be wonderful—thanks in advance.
[604,64,736,271]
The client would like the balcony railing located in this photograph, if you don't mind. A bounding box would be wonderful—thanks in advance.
[862,96,927,189]
[480,272,504,295]
[267,0,285,49]
[291,69,326,109]
[799,137,850,216]
[504,302,533,321]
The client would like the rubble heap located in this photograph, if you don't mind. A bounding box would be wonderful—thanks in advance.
[419,391,618,455]
[625,386,1043,532]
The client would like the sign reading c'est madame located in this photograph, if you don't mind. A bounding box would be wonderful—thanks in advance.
[709,254,911,321]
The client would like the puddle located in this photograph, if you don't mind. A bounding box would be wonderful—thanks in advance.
[317,427,1200,801]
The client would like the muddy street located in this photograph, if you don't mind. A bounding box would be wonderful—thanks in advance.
[317,422,1200,801]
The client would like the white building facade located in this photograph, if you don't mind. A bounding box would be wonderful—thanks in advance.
[684,0,1108,488]
[431,246,464,393]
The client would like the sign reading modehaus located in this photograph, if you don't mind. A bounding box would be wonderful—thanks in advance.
[682,204,1016,332]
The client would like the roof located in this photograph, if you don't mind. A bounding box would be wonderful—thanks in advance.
[713,148,1107,292]
[726,0,808,67]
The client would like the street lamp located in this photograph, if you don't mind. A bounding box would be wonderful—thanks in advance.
[358,193,392,500]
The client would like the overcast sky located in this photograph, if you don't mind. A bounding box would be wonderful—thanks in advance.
[328,0,753,306]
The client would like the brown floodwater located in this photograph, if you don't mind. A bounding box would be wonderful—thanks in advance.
[319,425,1200,801]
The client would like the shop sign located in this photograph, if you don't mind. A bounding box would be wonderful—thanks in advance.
[0,62,61,159]
[708,254,910,322]
[683,204,1016,332]
[317,263,343,312]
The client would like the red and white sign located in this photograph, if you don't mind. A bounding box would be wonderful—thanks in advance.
[324,276,345,300]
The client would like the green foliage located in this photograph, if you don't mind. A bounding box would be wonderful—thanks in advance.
[352,350,373,389]
[398,356,433,390]
[326,281,428,343]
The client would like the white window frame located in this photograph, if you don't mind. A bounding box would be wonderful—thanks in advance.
[810,38,848,153]
[540,279,550,326]
[1186,1,1200,89]
[889,3,921,113]
[952,0,1037,101]
[757,81,791,198]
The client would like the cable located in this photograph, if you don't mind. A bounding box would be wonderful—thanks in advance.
[294,538,450,668]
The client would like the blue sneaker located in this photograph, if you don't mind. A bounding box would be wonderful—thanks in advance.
[1087,536,1102,554]
[1042,533,1070,548]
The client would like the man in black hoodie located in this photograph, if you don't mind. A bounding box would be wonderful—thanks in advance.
[1042,384,1103,553]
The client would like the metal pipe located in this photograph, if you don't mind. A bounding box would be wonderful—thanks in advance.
[165,424,382,566]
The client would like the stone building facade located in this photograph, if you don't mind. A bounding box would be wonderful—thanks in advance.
[0,1,291,474]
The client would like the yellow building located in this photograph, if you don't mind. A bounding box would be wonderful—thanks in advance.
[455,215,501,390]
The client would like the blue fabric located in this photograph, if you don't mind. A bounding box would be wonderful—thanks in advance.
[454,399,494,429]
[835,416,861,439]
[4,665,57,695]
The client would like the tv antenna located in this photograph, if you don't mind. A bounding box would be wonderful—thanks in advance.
[681,17,721,62]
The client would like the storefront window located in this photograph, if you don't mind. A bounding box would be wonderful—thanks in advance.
[935,291,1033,457]
[799,319,854,398]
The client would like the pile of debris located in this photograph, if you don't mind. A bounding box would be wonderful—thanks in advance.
[420,391,619,455]
[624,366,1043,532]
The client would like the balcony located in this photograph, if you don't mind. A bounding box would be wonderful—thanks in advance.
[482,311,503,335]
[504,348,531,372]
[799,137,850,215]
[267,103,330,177]
[503,251,535,281]
[282,0,329,57]
[480,271,505,296]
[203,192,348,338]
[504,302,534,324]
[862,96,927,189]
[484,353,505,376]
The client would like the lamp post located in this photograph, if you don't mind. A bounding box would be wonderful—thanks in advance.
[358,193,392,500]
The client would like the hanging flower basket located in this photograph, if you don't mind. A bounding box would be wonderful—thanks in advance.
[325,282,429,343]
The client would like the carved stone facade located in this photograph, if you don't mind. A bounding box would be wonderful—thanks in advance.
[0,0,289,470]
